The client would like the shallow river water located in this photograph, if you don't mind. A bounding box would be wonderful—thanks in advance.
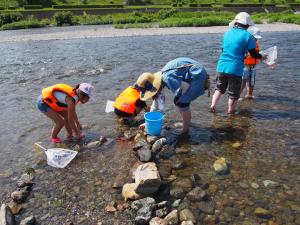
[0,27,299,225]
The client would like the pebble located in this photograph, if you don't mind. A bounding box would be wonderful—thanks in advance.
[11,190,29,203]
[152,138,167,153]
[175,147,190,154]
[20,216,36,225]
[164,210,179,225]
[172,159,187,170]
[232,142,242,149]
[105,205,117,213]
[86,141,102,148]
[263,180,280,188]
[185,187,207,202]
[147,136,159,145]
[172,199,182,208]
[155,207,169,218]
[194,201,215,215]
[0,203,15,225]
[213,157,229,175]
[254,207,272,219]
[251,182,259,189]
[238,182,249,189]
[149,217,165,225]
[122,183,142,201]
[208,184,218,194]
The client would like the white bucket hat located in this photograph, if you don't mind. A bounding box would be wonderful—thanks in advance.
[248,26,262,39]
[234,12,254,26]
[79,83,95,101]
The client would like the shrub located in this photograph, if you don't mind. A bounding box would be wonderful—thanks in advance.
[53,11,75,26]
[1,17,47,30]
[0,13,23,26]
[76,14,113,25]
[24,5,43,9]
[125,0,153,5]
[52,4,123,8]
[157,8,177,19]
[24,0,52,7]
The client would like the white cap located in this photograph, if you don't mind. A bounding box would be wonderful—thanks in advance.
[78,83,95,101]
[248,26,262,39]
[234,12,254,26]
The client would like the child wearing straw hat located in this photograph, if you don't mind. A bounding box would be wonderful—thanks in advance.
[135,57,210,135]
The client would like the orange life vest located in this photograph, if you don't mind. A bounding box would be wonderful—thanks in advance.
[244,41,260,66]
[114,86,140,115]
[42,84,78,112]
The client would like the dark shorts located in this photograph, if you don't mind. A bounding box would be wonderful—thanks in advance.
[37,95,50,113]
[114,108,135,118]
[216,73,242,100]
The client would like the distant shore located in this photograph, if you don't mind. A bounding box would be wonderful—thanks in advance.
[0,23,300,43]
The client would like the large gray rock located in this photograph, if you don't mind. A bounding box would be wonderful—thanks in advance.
[133,139,148,151]
[20,216,36,225]
[135,163,161,195]
[137,148,152,162]
[0,204,15,225]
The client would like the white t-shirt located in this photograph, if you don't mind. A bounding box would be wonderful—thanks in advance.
[53,91,78,105]
[150,91,165,112]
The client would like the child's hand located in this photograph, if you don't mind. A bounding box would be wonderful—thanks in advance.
[139,123,146,130]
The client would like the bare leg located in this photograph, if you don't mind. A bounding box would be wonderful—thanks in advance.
[228,98,238,114]
[58,111,73,139]
[240,80,246,97]
[178,107,191,134]
[210,90,222,112]
[43,109,64,138]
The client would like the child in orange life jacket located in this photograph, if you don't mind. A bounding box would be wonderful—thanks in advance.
[114,86,149,118]
[37,83,94,143]
[240,26,262,99]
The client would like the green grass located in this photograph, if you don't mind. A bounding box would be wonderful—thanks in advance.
[159,16,231,27]
[75,13,113,24]
[0,17,48,29]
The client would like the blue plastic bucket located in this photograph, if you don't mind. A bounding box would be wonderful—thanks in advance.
[144,111,164,136]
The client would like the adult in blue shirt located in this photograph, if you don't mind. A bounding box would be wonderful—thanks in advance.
[210,12,266,114]
[135,57,210,135]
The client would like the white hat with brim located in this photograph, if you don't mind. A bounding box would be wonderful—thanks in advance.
[135,72,162,101]
[248,26,262,39]
[79,83,95,102]
[234,12,254,26]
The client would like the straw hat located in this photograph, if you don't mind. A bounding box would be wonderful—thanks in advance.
[135,72,162,101]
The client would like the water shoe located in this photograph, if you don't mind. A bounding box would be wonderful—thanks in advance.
[50,137,62,143]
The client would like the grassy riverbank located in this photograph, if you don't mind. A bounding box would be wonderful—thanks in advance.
[0,9,300,30]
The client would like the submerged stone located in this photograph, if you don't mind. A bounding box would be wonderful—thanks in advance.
[147,136,159,145]
[195,201,215,215]
[152,138,167,153]
[0,204,15,225]
[137,148,152,162]
[20,216,36,225]
[164,210,179,225]
[179,209,196,223]
[213,158,229,175]
[263,180,280,188]
[185,187,207,202]
[254,207,272,219]
[232,142,242,149]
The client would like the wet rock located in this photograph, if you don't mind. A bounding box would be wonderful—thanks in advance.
[185,187,207,202]
[251,182,259,189]
[131,161,144,179]
[135,163,161,195]
[20,216,36,225]
[149,217,165,225]
[164,210,179,225]
[157,145,176,159]
[172,159,186,170]
[131,197,156,211]
[156,201,168,209]
[8,201,23,215]
[134,133,143,142]
[99,136,107,144]
[263,180,280,188]
[72,186,80,194]
[194,201,215,215]
[112,174,130,189]
[232,142,242,149]
[105,203,117,213]
[224,207,240,217]
[135,206,153,225]
[152,138,167,153]
[213,158,229,175]
[155,207,169,218]
[170,187,187,199]
[133,139,148,151]
[171,178,193,190]
[238,182,249,189]
[137,148,152,162]
[254,207,272,219]
[0,203,15,225]
[179,209,196,223]
[181,221,194,225]
[11,190,29,204]
[124,130,138,140]
[122,183,142,201]
[147,136,159,145]
[172,199,181,208]
[86,141,102,148]
[175,147,190,154]
[167,175,177,182]
[16,180,34,189]
[190,174,208,189]
[208,184,218,194]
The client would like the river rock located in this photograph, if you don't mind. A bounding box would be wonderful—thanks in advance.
[213,157,229,175]
[172,159,186,170]
[124,130,138,140]
[185,187,207,202]
[172,199,182,208]
[131,197,156,211]
[135,206,153,225]
[86,141,102,149]
[157,145,176,159]
[254,207,272,219]
[122,183,142,201]
[170,187,187,199]
[263,180,280,188]
[181,221,194,225]
[238,182,249,189]
[175,147,190,154]
[11,190,29,203]
[156,201,168,209]
[137,148,152,162]
[8,201,23,215]
[149,217,165,225]
[152,138,167,153]
[147,136,159,145]
[133,139,148,151]
[0,204,15,225]
[134,163,161,195]
[164,210,179,225]
[232,142,242,149]
[16,180,34,189]
[194,201,215,215]
[179,209,196,223]
[20,216,36,225]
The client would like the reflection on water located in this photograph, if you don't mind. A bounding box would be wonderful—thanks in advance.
[0,29,299,224]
